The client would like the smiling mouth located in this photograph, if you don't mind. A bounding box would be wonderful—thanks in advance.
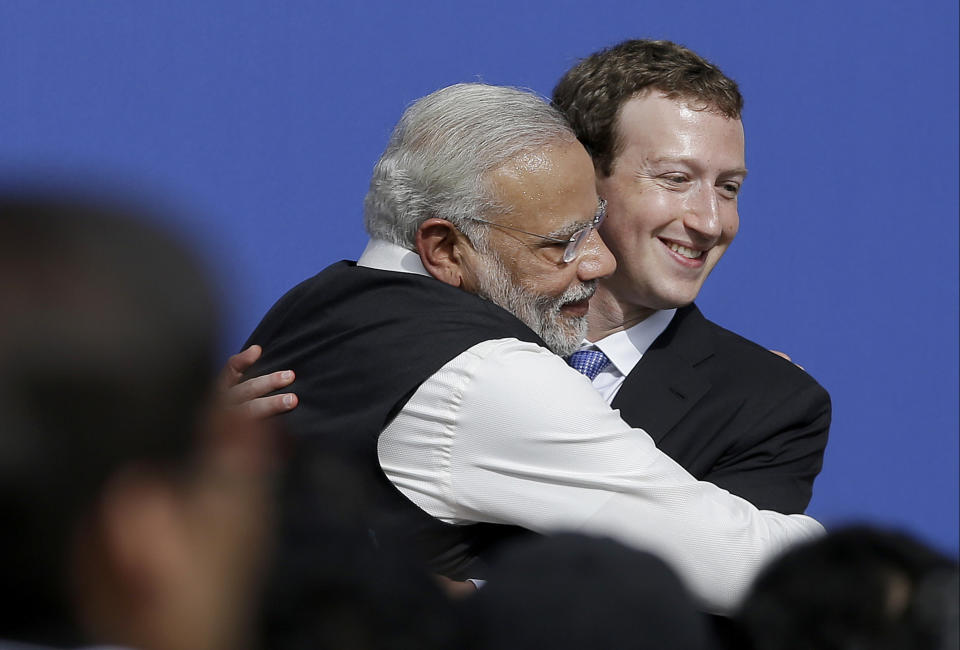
[664,241,704,260]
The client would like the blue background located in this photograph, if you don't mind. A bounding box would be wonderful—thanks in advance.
[2,1,957,553]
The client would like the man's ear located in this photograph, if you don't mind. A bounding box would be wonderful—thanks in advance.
[415,218,472,287]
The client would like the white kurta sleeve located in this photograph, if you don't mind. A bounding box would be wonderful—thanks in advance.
[378,338,823,613]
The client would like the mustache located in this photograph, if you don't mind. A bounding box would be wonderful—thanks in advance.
[536,279,598,313]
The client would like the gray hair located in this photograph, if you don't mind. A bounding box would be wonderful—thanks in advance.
[363,83,577,250]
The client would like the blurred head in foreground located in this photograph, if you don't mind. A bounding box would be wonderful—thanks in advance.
[736,525,958,650]
[468,533,714,650]
[0,192,273,650]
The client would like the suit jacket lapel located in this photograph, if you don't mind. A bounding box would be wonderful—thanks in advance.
[611,304,715,444]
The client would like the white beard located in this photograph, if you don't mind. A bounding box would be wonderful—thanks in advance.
[473,253,595,358]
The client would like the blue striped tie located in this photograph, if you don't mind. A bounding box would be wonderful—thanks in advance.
[567,349,610,380]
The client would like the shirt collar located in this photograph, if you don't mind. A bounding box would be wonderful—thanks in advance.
[357,239,430,276]
[588,308,677,376]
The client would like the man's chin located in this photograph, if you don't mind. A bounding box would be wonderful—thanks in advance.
[648,275,712,311]
[537,315,587,358]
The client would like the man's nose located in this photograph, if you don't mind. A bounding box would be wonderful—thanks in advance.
[576,229,617,281]
[683,185,723,243]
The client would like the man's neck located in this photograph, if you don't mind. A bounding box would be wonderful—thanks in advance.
[586,285,658,341]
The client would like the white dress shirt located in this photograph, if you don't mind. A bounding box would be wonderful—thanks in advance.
[363,239,822,614]
[578,308,676,403]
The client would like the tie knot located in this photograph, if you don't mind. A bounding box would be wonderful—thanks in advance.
[567,349,610,381]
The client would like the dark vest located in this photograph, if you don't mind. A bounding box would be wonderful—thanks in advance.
[244,261,544,578]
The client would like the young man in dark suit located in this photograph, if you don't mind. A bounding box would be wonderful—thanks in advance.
[552,40,830,514]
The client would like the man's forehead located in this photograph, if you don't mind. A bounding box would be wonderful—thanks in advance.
[625,88,741,121]
[617,92,744,136]
[487,141,598,227]
[613,94,745,167]
[489,139,584,180]
[497,148,562,176]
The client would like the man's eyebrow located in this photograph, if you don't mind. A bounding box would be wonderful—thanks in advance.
[539,197,606,240]
[545,213,597,240]
[645,156,749,178]
[723,167,749,179]
[545,222,588,240]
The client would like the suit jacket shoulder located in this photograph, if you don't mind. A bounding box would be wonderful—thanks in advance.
[611,304,830,513]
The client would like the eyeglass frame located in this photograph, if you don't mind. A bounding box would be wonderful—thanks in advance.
[463,198,607,264]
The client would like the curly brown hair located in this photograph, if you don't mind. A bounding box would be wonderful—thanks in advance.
[552,39,743,176]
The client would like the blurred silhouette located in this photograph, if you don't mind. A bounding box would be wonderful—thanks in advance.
[467,533,714,650]
[0,192,274,650]
[256,439,466,649]
[735,525,959,650]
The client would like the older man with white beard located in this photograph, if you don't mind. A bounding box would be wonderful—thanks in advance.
[242,82,823,614]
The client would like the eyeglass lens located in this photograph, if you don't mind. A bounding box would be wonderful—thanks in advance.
[561,201,606,263]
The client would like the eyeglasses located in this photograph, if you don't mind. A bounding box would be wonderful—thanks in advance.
[465,198,606,264]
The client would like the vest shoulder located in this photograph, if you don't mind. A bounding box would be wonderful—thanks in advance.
[246,262,542,349]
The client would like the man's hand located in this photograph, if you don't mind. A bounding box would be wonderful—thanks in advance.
[769,350,805,371]
[434,575,479,599]
[218,345,298,419]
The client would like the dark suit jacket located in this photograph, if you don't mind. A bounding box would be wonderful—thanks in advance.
[610,304,830,514]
